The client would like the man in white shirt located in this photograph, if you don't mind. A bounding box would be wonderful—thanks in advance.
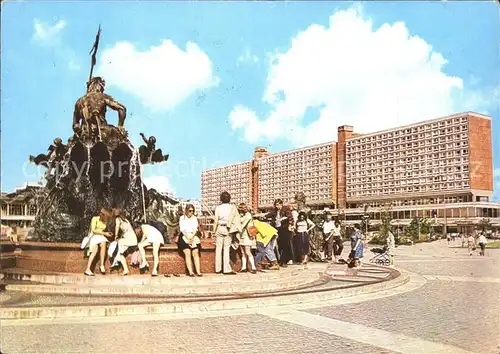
[213,191,239,275]
[478,233,488,256]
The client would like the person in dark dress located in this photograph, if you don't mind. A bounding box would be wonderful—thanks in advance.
[266,199,295,267]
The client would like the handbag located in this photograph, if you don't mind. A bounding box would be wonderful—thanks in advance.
[247,225,258,238]
[80,229,93,250]
[242,216,258,239]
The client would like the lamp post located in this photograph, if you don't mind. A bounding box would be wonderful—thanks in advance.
[418,217,421,241]
[361,206,370,239]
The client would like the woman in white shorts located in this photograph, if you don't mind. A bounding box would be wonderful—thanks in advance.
[85,209,113,276]
[111,208,138,275]
[135,223,164,276]
[237,203,257,274]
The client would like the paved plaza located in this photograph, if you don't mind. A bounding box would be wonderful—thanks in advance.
[1,240,499,354]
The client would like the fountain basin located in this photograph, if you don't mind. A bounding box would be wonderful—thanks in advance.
[0,239,231,274]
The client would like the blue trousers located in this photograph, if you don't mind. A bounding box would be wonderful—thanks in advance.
[255,236,277,263]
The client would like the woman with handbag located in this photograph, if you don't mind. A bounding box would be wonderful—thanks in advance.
[177,204,202,277]
[84,208,113,276]
[237,203,257,274]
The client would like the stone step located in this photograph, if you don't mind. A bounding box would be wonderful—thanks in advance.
[1,266,306,285]
[4,272,321,296]
[0,271,409,320]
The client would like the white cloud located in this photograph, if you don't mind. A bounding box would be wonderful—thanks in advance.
[32,18,80,71]
[33,19,67,44]
[97,40,219,112]
[143,175,175,195]
[229,5,496,147]
[237,48,259,66]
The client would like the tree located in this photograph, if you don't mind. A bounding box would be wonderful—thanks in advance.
[378,204,393,239]
[479,218,491,233]
[407,217,432,241]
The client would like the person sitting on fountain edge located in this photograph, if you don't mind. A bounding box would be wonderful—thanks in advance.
[139,133,169,164]
[134,222,165,276]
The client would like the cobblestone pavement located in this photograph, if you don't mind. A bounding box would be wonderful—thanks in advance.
[1,241,499,354]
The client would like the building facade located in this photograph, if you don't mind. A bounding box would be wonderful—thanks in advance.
[344,112,493,208]
[255,142,336,209]
[0,184,42,228]
[200,111,499,230]
[201,161,252,212]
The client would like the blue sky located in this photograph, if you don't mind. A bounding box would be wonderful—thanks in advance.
[1,1,499,200]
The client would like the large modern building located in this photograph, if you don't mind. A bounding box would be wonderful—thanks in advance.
[201,112,499,231]
[201,161,252,211]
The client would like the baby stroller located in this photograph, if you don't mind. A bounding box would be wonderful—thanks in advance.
[369,245,390,266]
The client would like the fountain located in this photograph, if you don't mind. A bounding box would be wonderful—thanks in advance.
[27,26,176,243]
[1,27,223,275]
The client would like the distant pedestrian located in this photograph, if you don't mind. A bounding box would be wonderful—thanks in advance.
[7,226,19,246]
[478,233,488,256]
[467,234,476,256]
[350,224,364,268]
[386,230,396,267]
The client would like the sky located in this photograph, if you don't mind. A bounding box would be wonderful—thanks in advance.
[1,1,499,201]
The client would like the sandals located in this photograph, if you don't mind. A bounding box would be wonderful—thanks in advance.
[84,270,94,276]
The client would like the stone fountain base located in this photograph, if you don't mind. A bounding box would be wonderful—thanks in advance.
[0,240,233,275]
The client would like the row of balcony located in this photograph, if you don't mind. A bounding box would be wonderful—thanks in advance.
[347,117,468,146]
[347,182,471,197]
[348,132,470,153]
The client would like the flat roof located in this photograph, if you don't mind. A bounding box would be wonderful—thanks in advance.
[202,159,252,173]
[346,111,490,142]
[257,141,336,160]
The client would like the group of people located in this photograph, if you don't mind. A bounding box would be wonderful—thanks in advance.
[82,197,273,277]
[211,193,366,274]
[83,205,202,277]
[464,232,489,256]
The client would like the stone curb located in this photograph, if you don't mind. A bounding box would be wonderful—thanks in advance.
[0,270,408,320]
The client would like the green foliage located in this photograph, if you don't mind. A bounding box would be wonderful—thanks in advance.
[479,218,492,233]
[407,217,432,241]
[378,205,392,239]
